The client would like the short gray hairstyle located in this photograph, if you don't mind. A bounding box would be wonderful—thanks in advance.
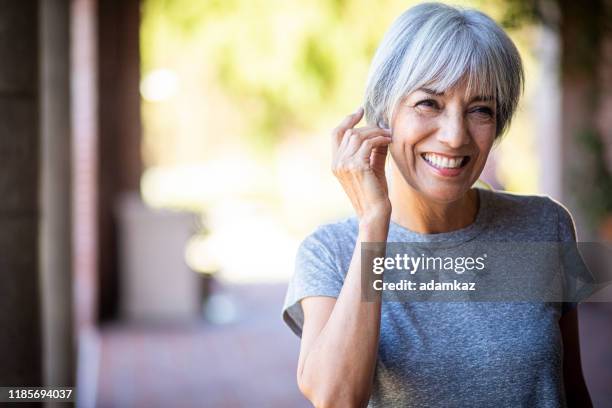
[363,2,524,138]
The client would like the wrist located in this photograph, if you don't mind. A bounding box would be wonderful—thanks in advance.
[359,211,390,241]
[360,202,391,224]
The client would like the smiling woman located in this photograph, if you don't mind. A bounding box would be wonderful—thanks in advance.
[281,2,592,408]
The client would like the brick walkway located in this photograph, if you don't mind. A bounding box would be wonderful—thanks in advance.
[95,284,612,407]
[96,283,310,408]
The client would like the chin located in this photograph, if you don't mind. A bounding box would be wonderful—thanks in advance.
[417,183,472,204]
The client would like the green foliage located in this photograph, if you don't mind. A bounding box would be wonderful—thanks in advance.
[140,0,535,155]
[497,0,537,29]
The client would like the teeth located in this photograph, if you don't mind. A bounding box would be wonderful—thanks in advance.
[423,153,465,169]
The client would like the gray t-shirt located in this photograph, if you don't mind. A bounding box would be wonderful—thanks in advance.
[282,188,579,407]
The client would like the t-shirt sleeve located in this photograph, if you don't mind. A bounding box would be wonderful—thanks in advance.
[282,227,345,337]
[552,199,589,316]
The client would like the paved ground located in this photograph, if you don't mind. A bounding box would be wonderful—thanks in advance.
[96,283,310,408]
[95,284,612,408]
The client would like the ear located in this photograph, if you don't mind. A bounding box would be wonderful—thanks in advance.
[377,117,390,130]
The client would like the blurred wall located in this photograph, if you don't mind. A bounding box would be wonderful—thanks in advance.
[0,0,42,386]
[559,0,612,240]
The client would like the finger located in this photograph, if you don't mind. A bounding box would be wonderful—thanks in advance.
[355,135,392,163]
[341,126,391,152]
[341,106,364,130]
[370,144,389,170]
[331,107,364,153]
[344,127,392,155]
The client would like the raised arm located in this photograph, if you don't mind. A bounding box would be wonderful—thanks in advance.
[296,108,392,407]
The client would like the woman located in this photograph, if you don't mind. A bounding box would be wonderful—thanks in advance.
[282,3,592,407]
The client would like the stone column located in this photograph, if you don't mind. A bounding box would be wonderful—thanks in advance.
[40,0,76,391]
[0,0,42,386]
[97,0,142,320]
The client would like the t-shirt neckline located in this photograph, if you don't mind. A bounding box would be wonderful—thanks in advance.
[388,187,490,243]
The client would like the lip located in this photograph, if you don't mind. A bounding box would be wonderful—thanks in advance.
[420,152,470,178]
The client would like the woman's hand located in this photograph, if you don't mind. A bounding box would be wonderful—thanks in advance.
[331,107,392,220]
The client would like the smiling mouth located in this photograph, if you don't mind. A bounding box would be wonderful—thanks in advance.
[421,152,471,169]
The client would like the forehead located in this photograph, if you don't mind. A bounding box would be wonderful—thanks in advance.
[409,83,495,103]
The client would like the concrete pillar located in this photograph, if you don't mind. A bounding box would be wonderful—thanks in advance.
[534,0,563,201]
[97,0,142,320]
[71,1,101,406]
[0,0,42,386]
[40,0,75,390]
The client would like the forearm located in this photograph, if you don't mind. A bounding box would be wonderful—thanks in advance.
[299,214,389,407]
[560,309,593,408]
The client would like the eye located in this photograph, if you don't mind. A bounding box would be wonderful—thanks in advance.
[469,106,494,118]
[415,99,439,109]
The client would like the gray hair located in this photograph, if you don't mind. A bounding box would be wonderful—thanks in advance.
[363,2,524,138]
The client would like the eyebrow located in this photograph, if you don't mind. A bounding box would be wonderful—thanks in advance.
[469,94,495,103]
[416,88,495,104]
[418,87,444,96]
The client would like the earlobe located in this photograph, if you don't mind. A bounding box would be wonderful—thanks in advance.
[376,111,391,130]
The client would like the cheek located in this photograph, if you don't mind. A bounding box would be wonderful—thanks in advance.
[468,124,496,157]
[391,110,436,145]
[390,111,441,171]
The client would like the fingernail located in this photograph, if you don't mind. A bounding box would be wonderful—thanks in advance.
[354,106,363,114]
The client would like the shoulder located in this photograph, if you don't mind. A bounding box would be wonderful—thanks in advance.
[485,188,556,214]
[299,216,359,254]
[296,216,359,279]
[482,189,577,241]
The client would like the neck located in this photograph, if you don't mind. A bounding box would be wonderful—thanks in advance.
[389,164,479,234]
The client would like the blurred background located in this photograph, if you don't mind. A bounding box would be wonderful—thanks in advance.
[1,0,611,406]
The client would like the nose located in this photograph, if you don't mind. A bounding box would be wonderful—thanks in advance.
[437,110,470,149]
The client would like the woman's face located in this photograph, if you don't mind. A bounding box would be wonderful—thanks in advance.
[389,81,497,203]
